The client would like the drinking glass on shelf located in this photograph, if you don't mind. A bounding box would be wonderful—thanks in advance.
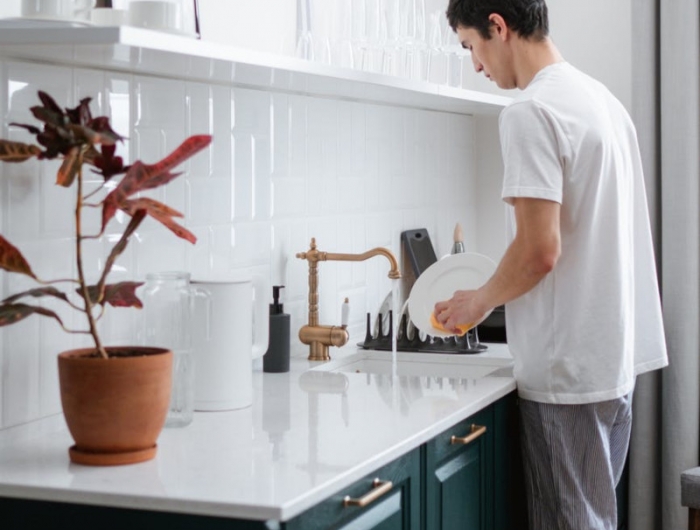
[442,14,468,87]
[426,10,446,84]
[332,0,354,68]
[296,0,314,60]
[360,0,385,73]
[446,51,463,87]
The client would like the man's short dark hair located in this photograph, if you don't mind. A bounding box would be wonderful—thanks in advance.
[446,0,549,41]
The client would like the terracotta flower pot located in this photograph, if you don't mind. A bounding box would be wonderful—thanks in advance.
[58,346,173,466]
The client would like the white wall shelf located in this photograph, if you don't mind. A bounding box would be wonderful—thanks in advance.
[0,25,511,116]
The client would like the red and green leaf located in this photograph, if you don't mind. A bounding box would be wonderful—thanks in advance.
[91,143,127,181]
[0,303,64,327]
[65,97,92,126]
[141,134,212,180]
[37,91,64,116]
[82,281,144,308]
[56,146,82,187]
[98,210,146,289]
[0,235,36,279]
[2,286,69,304]
[8,122,41,135]
[0,140,42,162]
[67,123,119,147]
[122,198,196,244]
[31,105,65,130]
[101,134,212,229]
[87,117,125,144]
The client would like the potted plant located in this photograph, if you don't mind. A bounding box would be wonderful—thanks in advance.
[0,91,212,466]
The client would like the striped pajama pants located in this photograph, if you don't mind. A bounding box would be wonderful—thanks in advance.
[519,392,633,530]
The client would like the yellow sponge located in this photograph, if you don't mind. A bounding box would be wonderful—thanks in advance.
[430,312,474,336]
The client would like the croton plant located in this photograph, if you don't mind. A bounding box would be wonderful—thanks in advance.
[0,91,212,359]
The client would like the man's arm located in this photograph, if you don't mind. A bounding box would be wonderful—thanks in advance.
[435,197,561,333]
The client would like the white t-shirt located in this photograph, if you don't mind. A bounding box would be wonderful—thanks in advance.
[500,61,668,404]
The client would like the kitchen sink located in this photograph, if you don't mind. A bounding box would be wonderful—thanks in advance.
[311,349,514,380]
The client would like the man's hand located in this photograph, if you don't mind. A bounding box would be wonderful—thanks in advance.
[434,289,488,335]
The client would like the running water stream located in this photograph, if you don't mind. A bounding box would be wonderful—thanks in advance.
[391,281,400,401]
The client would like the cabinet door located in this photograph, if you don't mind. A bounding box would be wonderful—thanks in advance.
[285,447,420,530]
[424,407,495,530]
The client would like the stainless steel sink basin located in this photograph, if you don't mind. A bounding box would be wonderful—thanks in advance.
[312,350,513,380]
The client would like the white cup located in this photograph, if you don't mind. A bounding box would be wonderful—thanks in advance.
[128,0,182,32]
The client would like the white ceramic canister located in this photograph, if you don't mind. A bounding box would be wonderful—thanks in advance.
[191,272,269,411]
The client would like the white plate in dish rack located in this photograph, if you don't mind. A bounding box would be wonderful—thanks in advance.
[408,252,497,337]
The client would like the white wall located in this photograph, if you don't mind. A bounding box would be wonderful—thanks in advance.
[0,59,480,429]
[547,0,632,110]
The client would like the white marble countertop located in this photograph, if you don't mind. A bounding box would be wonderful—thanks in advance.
[0,344,515,522]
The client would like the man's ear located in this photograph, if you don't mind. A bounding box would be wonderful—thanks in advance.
[488,13,510,41]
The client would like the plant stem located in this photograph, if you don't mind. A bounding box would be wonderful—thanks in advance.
[75,149,107,359]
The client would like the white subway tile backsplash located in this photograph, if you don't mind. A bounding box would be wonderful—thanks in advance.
[134,226,189,278]
[40,160,77,239]
[4,155,42,241]
[131,127,164,170]
[252,136,272,221]
[288,96,308,179]
[0,57,488,429]
[233,88,271,134]
[270,93,289,178]
[135,76,186,131]
[229,222,272,269]
[2,318,41,427]
[337,178,366,214]
[232,131,256,220]
[307,98,337,181]
[186,82,216,176]
[270,177,306,217]
[275,218,308,299]
[188,177,232,225]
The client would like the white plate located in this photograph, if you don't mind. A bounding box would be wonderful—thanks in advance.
[408,253,497,337]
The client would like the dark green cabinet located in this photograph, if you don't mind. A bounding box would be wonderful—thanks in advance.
[423,392,524,530]
[286,393,522,530]
[424,407,495,530]
[285,447,421,530]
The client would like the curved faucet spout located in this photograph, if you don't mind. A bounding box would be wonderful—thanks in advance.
[323,248,401,279]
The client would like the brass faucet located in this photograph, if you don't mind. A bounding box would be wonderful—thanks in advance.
[296,238,401,361]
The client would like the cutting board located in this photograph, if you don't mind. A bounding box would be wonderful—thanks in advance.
[401,228,438,278]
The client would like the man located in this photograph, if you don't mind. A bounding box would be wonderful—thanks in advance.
[434,1,668,528]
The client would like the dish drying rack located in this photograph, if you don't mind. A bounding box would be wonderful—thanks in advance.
[359,311,487,354]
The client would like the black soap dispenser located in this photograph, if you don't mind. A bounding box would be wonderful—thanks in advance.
[263,285,290,373]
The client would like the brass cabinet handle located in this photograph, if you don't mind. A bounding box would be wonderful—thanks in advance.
[343,478,393,507]
[450,424,487,445]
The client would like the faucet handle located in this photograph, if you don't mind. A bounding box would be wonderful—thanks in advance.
[341,298,350,328]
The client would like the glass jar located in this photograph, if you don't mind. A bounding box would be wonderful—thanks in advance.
[141,271,198,428]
